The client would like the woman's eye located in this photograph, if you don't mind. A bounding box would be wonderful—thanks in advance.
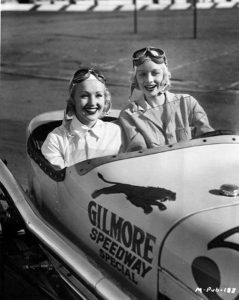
[153,71,162,76]
[80,94,89,99]
[138,72,146,77]
[96,93,103,98]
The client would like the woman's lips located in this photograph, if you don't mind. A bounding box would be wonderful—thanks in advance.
[84,107,99,115]
[144,84,157,92]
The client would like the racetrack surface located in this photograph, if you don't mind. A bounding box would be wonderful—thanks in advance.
[1,9,239,188]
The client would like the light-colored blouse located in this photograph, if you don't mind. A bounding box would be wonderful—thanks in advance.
[41,115,122,168]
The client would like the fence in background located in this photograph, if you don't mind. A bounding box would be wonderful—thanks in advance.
[1,0,239,10]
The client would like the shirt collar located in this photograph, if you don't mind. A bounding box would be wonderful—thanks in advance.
[70,115,103,139]
[132,91,175,112]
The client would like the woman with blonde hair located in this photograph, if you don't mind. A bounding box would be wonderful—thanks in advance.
[119,47,213,152]
[42,67,122,168]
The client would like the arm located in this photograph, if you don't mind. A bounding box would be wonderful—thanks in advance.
[189,96,214,138]
[41,131,66,169]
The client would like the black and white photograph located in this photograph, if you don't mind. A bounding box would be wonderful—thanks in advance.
[1,0,239,299]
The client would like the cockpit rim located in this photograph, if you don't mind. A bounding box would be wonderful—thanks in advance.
[27,110,239,180]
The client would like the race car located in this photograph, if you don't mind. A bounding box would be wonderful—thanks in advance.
[0,109,239,300]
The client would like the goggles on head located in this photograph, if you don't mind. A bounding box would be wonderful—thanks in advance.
[68,67,111,116]
[69,67,106,94]
[132,47,167,66]
[71,67,106,84]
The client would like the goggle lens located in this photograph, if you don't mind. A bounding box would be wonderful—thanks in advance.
[72,68,106,84]
[132,47,166,66]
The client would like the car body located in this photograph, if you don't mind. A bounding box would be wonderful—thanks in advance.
[1,109,239,300]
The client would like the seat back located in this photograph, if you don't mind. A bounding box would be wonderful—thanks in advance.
[27,121,66,181]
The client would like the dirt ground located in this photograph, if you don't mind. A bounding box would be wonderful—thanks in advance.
[1,9,239,188]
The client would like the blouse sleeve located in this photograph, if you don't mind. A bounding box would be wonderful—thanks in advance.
[189,96,214,138]
[41,130,66,169]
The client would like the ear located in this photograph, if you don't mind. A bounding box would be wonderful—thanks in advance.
[102,88,112,115]
[104,99,112,115]
[161,68,171,91]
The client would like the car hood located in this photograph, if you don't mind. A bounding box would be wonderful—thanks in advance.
[78,139,239,244]
[159,205,239,298]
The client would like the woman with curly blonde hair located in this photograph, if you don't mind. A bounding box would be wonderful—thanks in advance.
[42,67,122,168]
[119,47,213,152]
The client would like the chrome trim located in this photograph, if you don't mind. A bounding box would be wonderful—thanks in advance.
[0,160,133,300]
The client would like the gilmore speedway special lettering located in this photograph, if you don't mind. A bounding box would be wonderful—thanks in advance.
[88,200,157,284]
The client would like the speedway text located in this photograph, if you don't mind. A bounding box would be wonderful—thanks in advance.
[88,200,157,284]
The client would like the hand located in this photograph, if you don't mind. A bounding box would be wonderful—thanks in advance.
[128,101,139,113]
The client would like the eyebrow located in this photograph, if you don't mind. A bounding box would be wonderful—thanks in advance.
[137,68,162,73]
[77,90,104,94]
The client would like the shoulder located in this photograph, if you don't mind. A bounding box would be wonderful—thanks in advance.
[45,124,68,143]
[167,91,197,105]
[167,91,193,101]
[51,124,67,136]
[179,93,196,102]
[99,119,121,133]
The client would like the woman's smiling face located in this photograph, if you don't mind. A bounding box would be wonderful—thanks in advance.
[73,76,106,127]
[135,60,166,98]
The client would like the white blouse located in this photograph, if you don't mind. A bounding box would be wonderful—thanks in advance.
[41,115,122,169]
